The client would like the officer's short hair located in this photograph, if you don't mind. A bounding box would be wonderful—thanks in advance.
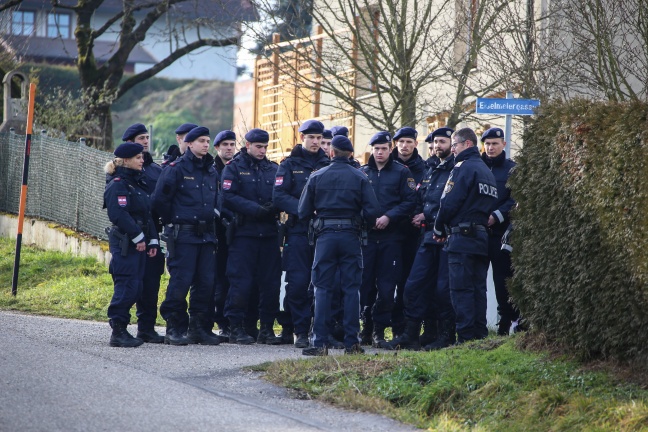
[332,147,352,158]
[453,128,478,146]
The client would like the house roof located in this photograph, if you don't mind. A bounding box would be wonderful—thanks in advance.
[0,35,157,64]
[17,0,258,23]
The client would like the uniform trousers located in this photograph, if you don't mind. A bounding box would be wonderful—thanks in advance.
[136,252,164,330]
[108,235,146,324]
[448,252,489,342]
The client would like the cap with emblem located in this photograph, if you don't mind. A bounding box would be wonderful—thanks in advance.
[369,131,392,146]
[330,126,349,137]
[245,128,270,143]
[114,142,144,158]
[122,123,148,142]
[425,127,454,142]
[214,130,236,146]
[299,120,325,135]
[393,127,418,141]
[481,127,504,142]
[175,123,198,135]
[184,126,210,143]
[331,135,353,152]
[322,129,333,140]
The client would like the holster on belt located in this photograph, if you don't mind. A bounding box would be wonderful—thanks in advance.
[160,225,179,258]
[277,220,287,248]
[106,226,130,257]
[307,218,317,246]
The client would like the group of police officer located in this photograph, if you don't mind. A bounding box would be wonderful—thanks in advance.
[103,119,518,355]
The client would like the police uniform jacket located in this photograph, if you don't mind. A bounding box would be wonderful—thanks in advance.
[161,145,181,167]
[360,155,417,240]
[221,147,279,238]
[421,155,455,227]
[298,157,381,227]
[482,151,516,236]
[433,146,498,255]
[151,150,218,244]
[213,155,234,222]
[274,145,329,235]
[104,166,158,246]
[392,147,425,238]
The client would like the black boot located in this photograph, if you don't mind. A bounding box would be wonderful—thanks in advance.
[186,314,221,345]
[136,327,165,344]
[419,319,438,346]
[423,320,456,351]
[384,320,421,351]
[110,320,143,348]
[359,307,373,345]
[497,318,512,336]
[294,333,309,348]
[326,335,345,349]
[279,326,294,344]
[164,315,190,346]
[257,322,282,345]
[229,323,255,345]
[245,321,259,342]
[372,326,388,349]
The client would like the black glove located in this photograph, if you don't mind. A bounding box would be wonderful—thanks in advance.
[256,202,277,221]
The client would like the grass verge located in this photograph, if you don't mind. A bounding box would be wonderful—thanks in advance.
[0,237,168,325]
[262,338,648,431]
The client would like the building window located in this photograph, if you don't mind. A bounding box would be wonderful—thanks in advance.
[12,11,35,36]
[47,13,71,39]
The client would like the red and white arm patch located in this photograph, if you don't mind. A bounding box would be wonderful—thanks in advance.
[117,196,127,207]
[222,179,232,190]
[275,176,284,186]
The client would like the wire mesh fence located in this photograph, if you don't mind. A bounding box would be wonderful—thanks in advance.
[0,132,136,240]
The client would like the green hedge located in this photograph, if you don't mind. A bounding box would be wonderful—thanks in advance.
[509,99,648,364]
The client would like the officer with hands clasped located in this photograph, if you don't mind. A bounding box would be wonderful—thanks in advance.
[152,126,222,346]
[385,127,456,350]
[120,123,166,343]
[104,142,159,347]
[359,131,417,348]
[298,135,381,356]
[221,128,283,345]
[273,119,330,348]
[432,127,498,344]
[480,127,519,335]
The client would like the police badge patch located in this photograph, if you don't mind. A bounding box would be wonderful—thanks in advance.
[117,196,127,207]
[275,176,284,186]
[443,181,454,194]
[407,178,416,190]
[222,180,232,190]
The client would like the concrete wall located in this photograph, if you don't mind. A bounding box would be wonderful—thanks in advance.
[0,214,111,266]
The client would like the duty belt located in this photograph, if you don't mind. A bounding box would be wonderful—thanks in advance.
[176,223,214,233]
[321,218,354,226]
[450,224,486,234]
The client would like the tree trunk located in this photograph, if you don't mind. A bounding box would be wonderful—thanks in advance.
[85,103,114,151]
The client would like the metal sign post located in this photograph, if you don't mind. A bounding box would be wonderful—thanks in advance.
[11,83,37,296]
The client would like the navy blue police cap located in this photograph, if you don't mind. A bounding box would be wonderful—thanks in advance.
[481,127,505,142]
[425,127,454,143]
[369,131,392,146]
[121,123,148,142]
[330,126,349,137]
[214,130,236,146]
[175,123,198,135]
[322,129,333,139]
[114,142,144,158]
[298,120,325,135]
[245,128,270,143]
[331,135,353,152]
[183,126,210,143]
[393,127,418,141]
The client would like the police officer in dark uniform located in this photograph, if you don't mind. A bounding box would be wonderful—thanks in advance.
[104,142,159,347]
[298,135,381,356]
[385,127,456,350]
[330,125,361,168]
[359,131,416,348]
[320,129,333,156]
[152,126,221,346]
[211,130,238,340]
[161,123,198,167]
[480,127,519,335]
[433,127,498,344]
[274,120,329,348]
[388,127,426,340]
[221,128,282,345]
[120,123,166,343]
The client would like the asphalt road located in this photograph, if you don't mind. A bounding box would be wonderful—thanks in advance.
[0,312,418,432]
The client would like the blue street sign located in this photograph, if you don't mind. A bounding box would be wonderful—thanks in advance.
[476,98,540,115]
